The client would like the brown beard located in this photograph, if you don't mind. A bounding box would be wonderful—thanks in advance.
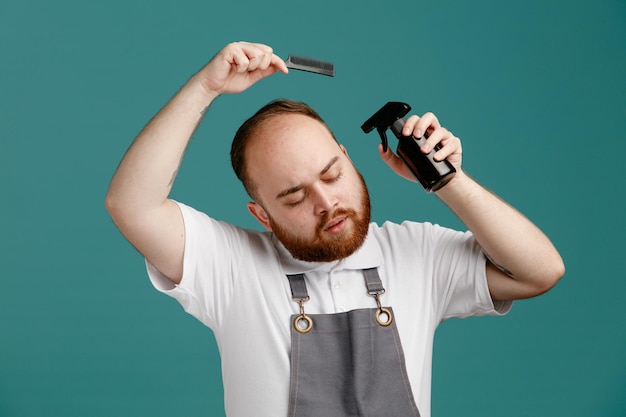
[269,172,371,262]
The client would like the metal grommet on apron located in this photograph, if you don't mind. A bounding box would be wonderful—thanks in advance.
[286,268,420,417]
[289,272,313,334]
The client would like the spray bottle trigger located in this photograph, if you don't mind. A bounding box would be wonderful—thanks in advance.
[377,127,389,152]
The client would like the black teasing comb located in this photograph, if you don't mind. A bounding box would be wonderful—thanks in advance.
[285,55,335,77]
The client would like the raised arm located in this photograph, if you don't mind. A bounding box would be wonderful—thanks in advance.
[105,42,288,284]
[378,112,565,301]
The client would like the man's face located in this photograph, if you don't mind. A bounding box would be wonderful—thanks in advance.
[246,114,371,262]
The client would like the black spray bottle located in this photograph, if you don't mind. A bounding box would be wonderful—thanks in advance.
[361,102,456,193]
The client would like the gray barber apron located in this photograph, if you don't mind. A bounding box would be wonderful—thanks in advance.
[286,267,420,417]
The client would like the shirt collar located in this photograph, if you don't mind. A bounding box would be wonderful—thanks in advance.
[272,224,383,275]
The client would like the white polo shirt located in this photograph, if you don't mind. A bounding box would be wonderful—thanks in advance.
[147,201,511,417]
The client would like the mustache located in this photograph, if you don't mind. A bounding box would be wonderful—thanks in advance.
[318,208,357,233]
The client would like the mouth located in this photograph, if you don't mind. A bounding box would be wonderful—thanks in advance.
[324,216,348,234]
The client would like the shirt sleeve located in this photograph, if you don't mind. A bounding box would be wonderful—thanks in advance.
[145,201,248,330]
[426,223,512,321]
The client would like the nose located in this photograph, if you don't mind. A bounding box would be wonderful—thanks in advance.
[312,183,338,215]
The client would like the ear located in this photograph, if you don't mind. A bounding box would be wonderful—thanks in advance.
[247,201,273,231]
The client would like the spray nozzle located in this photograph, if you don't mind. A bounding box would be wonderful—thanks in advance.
[360,102,412,152]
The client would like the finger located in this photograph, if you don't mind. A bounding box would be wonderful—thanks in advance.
[240,42,275,61]
[238,42,287,75]
[229,42,270,72]
[225,46,251,73]
[401,112,441,140]
[401,115,420,136]
[246,58,260,72]
[257,53,272,71]
[239,41,274,56]
[421,127,450,153]
[270,54,289,74]
[415,112,441,138]
[433,135,462,161]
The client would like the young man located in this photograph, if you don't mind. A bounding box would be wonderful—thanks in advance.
[105,41,564,417]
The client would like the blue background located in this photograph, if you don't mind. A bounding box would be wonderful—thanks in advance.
[1,0,625,415]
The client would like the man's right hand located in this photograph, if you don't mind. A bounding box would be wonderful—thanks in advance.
[195,41,289,98]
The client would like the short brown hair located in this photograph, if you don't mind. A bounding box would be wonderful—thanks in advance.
[230,99,337,201]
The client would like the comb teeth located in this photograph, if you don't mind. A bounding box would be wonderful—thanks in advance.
[285,55,335,77]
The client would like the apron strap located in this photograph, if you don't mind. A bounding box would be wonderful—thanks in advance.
[286,273,309,300]
[363,267,385,295]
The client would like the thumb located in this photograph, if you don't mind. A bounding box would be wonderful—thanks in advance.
[378,143,417,182]
[378,143,402,172]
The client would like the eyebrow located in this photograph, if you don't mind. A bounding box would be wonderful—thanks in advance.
[275,156,340,200]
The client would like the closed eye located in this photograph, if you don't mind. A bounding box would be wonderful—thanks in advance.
[287,199,305,207]
[324,171,343,183]
[285,191,307,207]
